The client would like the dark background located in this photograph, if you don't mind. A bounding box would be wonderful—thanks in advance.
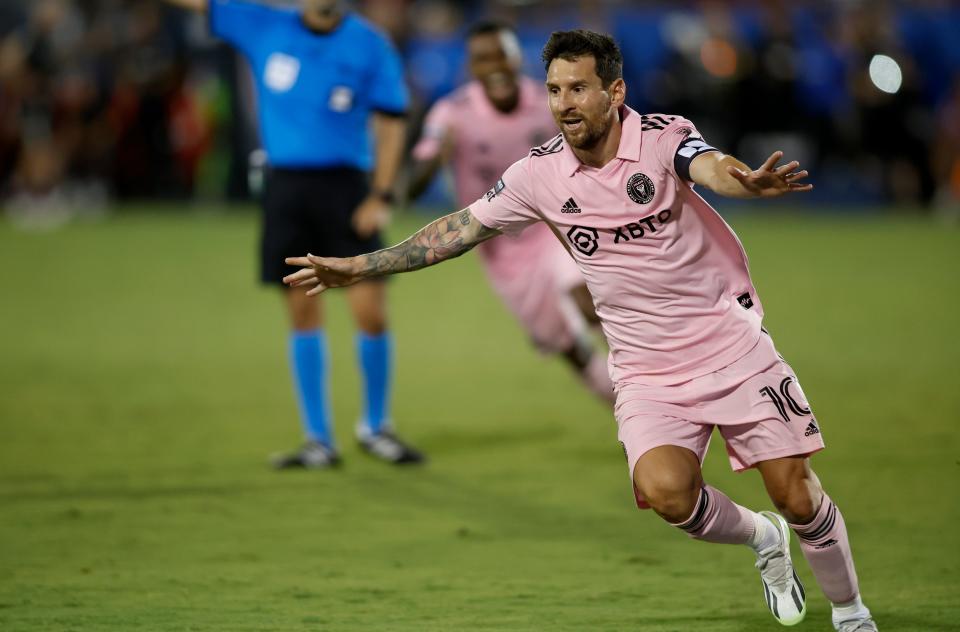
[1,0,958,217]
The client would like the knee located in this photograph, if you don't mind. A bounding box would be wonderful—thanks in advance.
[288,296,320,330]
[768,476,822,524]
[349,282,388,334]
[638,471,702,524]
[353,301,387,335]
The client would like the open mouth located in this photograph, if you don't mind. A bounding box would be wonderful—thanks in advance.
[562,118,584,132]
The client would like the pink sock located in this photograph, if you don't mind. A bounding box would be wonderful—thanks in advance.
[789,494,860,604]
[671,486,757,545]
[581,351,615,404]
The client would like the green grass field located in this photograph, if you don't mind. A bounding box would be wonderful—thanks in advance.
[1,207,958,631]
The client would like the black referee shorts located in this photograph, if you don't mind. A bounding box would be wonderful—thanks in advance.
[260,166,384,286]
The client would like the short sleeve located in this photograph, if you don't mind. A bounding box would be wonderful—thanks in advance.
[468,157,541,236]
[209,0,277,54]
[367,34,409,115]
[412,98,454,161]
[655,118,720,182]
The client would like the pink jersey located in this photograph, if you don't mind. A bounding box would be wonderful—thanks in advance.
[469,107,764,386]
[414,76,556,206]
[412,77,562,282]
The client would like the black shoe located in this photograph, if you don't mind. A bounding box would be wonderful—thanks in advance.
[270,441,341,469]
[356,427,425,465]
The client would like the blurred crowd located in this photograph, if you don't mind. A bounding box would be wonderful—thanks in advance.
[1,0,959,218]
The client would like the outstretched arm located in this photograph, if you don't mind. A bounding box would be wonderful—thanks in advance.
[407,153,447,203]
[689,150,812,199]
[407,128,454,202]
[284,208,500,296]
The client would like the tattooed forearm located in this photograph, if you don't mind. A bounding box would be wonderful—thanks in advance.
[358,209,499,278]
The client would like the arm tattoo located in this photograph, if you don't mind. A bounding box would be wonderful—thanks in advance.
[361,209,498,277]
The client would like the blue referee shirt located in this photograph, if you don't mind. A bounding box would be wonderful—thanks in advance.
[209,0,409,170]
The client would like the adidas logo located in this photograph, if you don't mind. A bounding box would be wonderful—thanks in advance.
[814,538,837,550]
[804,421,820,437]
[561,197,581,213]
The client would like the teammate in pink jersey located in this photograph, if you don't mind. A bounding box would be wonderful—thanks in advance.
[284,30,877,631]
[409,21,613,404]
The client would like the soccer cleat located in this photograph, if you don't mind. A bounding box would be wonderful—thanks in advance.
[270,440,341,469]
[356,425,425,465]
[835,618,878,632]
[755,511,807,626]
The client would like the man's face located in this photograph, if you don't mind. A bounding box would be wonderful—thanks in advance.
[302,0,341,30]
[546,55,622,150]
[468,31,521,111]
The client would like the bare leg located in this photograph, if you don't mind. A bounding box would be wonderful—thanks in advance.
[286,285,323,331]
[757,456,869,621]
[345,279,387,335]
[634,445,808,626]
[633,445,705,523]
[569,283,600,325]
[560,284,613,404]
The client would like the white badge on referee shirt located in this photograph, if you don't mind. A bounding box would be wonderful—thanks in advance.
[329,86,354,112]
[264,52,300,93]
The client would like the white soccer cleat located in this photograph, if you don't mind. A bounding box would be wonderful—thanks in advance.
[833,597,877,632]
[835,618,878,632]
[270,440,341,469]
[355,423,425,465]
[755,511,807,626]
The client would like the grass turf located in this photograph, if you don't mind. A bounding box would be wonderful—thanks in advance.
[0,207,958,631]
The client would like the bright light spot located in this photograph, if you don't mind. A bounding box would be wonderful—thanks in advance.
[869,54,902,94]
[701,38,737,79]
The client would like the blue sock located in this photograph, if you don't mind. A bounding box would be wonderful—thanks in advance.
[289,329,333,447]
[357,331,392,434]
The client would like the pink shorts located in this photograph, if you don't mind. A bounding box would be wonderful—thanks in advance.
[478,226,586,353]
[615,331,825,508]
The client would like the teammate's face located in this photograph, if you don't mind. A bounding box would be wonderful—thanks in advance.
[468,31,521,112]
[546,56,623,150]
[301,0,341,30]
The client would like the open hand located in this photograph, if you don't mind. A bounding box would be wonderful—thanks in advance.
[727,151,812,197]
[283,254,363,296]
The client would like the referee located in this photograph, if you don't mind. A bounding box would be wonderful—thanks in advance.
[166,0,424,467]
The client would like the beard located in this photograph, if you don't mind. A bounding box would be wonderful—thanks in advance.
[559,113,611,150]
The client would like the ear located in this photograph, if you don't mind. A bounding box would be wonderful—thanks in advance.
[608,78,626,108]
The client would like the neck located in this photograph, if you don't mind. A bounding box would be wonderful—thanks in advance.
[571,110,622,169]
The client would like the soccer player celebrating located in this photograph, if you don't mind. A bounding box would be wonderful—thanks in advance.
[409,21,613,404]
[165,0,424,466]
[285,30,877,630]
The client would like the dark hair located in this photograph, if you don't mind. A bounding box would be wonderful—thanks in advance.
[541,30,623,87]
[467,20,516,39]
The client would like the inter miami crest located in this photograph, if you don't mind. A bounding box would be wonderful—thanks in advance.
[627,172,655,204]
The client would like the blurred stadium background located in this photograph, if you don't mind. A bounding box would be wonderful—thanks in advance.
[1,0,959,213]
[1,1,958,631]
